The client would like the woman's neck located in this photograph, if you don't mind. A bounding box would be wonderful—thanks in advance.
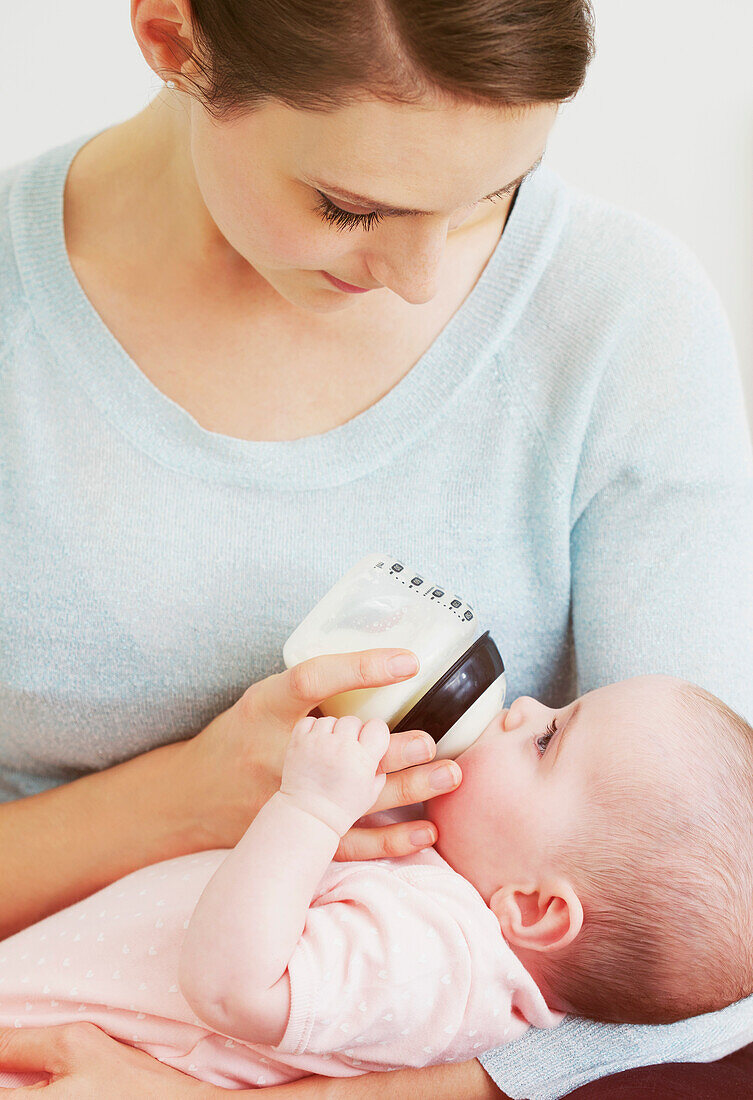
[66,90,250,281]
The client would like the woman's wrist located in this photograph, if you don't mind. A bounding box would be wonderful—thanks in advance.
[178,732,279,852]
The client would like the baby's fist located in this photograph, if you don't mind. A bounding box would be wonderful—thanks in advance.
[279,715,391,836]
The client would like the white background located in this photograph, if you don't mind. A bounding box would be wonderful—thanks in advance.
[2,1,752,428]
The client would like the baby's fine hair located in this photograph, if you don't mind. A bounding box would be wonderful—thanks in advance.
[536,682,753,1024]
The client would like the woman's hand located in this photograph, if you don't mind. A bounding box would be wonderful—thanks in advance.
[0,1023,211,1097]
[180,648,462,859]
[0,1025,504,1099]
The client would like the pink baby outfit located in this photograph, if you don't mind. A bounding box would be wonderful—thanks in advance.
[0,842,561,1089]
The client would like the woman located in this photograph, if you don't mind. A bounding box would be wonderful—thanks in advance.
[1,1,752,1097]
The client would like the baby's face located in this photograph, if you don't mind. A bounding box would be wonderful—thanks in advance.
[425,675,681,902]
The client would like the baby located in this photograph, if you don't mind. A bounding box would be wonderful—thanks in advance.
[0,674,751,1091]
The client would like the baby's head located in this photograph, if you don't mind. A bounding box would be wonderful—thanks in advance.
[426,675,753,1024]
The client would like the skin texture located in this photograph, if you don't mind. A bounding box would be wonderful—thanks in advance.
[0,1022,501,1098]
[125,0,559,316]
[175,93,556,312]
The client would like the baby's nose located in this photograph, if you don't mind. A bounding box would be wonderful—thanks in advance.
[504,696,542,729]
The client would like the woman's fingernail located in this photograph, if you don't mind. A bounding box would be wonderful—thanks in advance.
[405,737,433,764]
[388,653,418,677]
[410,828,436,847]
[429,763,461,791]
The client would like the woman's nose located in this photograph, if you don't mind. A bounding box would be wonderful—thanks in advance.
[368,220,449,302]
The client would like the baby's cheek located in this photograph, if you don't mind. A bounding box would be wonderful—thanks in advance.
[428,750,503,873]
[428,747,490,830]
[456,741,498,793]
[452,741,526,836]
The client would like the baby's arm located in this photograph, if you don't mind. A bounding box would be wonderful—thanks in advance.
[178,714,390,1046]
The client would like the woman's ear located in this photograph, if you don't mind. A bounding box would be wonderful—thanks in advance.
[489,880,583,952]
[132,0,196,85]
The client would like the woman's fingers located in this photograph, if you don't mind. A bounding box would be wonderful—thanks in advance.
[0,1022,222,1096]
[373,757,462,814]
[0,1026,52,1075]
[335,820,438,862]
[0,1022,82,1075]
[379,729,436,771]
[253,648,420,726]
[330,729,462,860]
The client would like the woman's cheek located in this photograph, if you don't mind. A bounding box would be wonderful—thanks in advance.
[194,164,312,267]
[224,192,313,267]
[251,200,324,266]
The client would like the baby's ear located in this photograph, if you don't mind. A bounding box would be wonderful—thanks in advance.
[490,880,583,953]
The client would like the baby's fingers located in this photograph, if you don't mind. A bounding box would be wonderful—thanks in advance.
[358,719,391,766]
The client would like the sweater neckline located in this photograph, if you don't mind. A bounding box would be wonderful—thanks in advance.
[9,126,568,489]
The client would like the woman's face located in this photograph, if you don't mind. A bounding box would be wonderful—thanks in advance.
[183,94,559,312]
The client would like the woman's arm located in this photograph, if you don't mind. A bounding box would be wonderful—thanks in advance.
[251,1059,507,1099]
[0,738,209,940]
[0,1024,506,1098]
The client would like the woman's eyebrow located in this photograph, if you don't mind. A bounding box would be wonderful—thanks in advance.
[304,154,544,216]
[551,699,582,766]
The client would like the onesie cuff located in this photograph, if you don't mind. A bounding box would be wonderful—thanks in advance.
[269,934,317,1056]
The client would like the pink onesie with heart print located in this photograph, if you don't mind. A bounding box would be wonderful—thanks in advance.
[0,838,561,1089]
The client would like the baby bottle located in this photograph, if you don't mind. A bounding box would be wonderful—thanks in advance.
[282,553,506,759]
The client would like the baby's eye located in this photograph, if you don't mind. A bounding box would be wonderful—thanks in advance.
[535,718,557,757]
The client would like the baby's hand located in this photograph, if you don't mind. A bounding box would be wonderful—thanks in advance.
[279,715,391,837]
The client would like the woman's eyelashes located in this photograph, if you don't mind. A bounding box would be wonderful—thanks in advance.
[314,191,385,233]
[312,186,517,233]
[534,718,558,758]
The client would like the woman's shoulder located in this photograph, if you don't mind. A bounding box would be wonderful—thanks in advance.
[498,169,745,483]
[513,166,737,387]
[540,166,724,320]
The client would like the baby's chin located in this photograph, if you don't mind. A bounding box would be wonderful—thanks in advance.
[425,788,487,888]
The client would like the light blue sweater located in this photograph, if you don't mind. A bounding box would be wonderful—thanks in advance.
[2,130,753,1098]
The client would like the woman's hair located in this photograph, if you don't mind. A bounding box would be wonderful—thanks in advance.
[160,0,596,121]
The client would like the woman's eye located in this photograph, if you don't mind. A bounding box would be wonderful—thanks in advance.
[313,184,517,234]
[535,718,557,757]
[314,191,385,233]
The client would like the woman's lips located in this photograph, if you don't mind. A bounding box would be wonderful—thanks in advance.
[322,271,378,293]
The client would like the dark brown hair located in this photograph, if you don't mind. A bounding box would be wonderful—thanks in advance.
[160,0,595,120]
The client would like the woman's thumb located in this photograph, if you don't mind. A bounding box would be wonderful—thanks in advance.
[0,1025,55,1079]
[252,649,419,726]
